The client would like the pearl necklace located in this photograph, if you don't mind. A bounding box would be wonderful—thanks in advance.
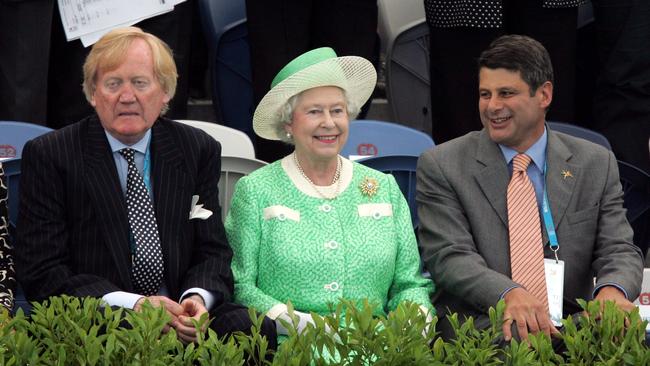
[293,153,342,200]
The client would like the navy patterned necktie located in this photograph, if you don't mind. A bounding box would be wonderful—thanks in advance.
[119,148,163,296]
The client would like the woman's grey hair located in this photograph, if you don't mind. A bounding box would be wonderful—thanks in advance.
[274,87,361,144]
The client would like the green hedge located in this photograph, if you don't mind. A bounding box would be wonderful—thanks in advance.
[0,296,647,365]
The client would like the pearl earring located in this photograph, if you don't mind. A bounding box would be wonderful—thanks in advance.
[286,132,292,139]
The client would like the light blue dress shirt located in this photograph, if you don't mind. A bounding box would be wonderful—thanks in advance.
[498,127,547,209]
[105,130,151,197]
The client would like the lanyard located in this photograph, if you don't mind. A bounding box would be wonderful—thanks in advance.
[541,162,559,262]
[143,142,152,193]
[129,143,152,260]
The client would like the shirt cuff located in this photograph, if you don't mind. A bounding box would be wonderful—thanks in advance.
[266,303,288,320]
[500,285,520,300]
[593,283,629,300]
[180,288,216,311]
[102,291,144,309]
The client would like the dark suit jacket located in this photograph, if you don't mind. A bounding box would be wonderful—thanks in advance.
[16,115,233,304]
[417,127,643,322]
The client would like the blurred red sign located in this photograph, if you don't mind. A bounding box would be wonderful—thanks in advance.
[639,292,650,305]
[357,143,377,156]
[0,145,16,158]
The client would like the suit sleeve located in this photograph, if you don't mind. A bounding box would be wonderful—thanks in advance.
[417,150,518,313]
[16,139,124,300]
[225,176,284,314]
[385,174,435,312]
[591,151,643,298]
[180,135,234,304]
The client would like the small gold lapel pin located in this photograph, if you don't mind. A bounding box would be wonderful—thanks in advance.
[561,170,573,179]
[359,177,379,198]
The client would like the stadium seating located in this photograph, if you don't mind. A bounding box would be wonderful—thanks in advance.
[341,120,434,160]
[176,119,255,159]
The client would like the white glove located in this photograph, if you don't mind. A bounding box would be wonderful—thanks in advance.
[419,305,434,338]
[275,310,317,335]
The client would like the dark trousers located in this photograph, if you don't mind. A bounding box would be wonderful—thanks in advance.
[0,0,54,125]
[210,302,278,351]
[245,0,379,162]
[427,0,578,144]
[591,0,650,174]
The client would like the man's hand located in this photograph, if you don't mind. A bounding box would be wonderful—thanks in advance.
[174,294,209,344]
[134,296,185,333]
[594,286,636,313]
[503,287,560,342]
[591,285,637,329]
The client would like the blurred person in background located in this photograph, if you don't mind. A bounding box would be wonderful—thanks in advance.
[0,162,15,313]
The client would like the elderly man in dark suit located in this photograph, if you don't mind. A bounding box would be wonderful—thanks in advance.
[15,27,276,345]
[417,34,643,342]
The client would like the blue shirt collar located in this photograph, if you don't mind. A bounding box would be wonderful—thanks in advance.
[105,130,151,155]
[498,126,547,173]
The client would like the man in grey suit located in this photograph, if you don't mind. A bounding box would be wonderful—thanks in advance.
[417,34,643,342]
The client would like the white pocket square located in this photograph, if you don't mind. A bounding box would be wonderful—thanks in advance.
[189,195,213,220]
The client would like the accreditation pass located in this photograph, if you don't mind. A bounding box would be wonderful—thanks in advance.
[544,259,565,327]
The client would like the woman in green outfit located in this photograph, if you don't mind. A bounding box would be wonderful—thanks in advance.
[225,48,434,338]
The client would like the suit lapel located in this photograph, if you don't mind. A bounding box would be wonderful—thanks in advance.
[150,120,190,297]
[543,129,579,244]
[83,116,133,289]
[470,128,579,245]
[474,129,510,227]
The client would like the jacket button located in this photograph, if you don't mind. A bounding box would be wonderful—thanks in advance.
[324,282,340,291]
[324,240,339,250]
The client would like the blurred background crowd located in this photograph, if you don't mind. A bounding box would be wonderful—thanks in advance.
[0,0,648,173]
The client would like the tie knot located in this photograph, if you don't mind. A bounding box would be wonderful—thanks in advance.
[512,154,532,173]
[119,148,136,163]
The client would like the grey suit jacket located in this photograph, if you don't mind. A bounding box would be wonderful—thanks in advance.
[417,127,643,320]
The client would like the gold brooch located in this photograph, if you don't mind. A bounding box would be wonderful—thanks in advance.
[561,170,573,179]
[359,177,379,197]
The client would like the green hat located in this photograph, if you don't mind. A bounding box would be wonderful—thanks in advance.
[253,47,377,140]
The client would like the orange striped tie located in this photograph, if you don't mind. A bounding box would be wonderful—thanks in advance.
[508,154,548,311]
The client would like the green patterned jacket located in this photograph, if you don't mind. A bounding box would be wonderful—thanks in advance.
[225,158,434,318]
